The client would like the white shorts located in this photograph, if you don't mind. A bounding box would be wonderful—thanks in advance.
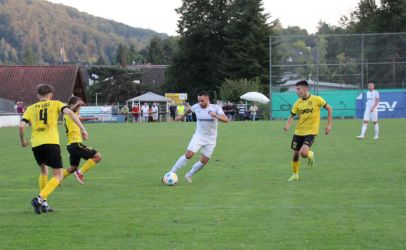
[363,109,378,122]
[187,135,216,158]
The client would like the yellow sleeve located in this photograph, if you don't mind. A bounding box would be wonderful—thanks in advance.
[21,107,32,123]
[56,101,68,113]
[318,96,327,108]
[291,101,299,115]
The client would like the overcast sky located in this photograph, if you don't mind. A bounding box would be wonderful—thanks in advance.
[47,0,359,35]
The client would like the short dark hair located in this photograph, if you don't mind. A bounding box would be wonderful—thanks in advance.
[37,84,54,96]
[295,80,309,87]
[197,91,210,97]
[68,96,80,105]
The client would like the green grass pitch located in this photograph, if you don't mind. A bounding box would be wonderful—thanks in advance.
[0,119,405,249]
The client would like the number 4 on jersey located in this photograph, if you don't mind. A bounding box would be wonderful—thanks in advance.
[39,108,48,124]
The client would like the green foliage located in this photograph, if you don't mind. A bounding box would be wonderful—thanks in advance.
[145,36,178,65]
[219,78,261,102]
[0,0,166,64]
[115,44,128,67]
[166,0,233,99]
[221,0,272,93]
[87,67,142,104]
[0,38,17,64]
[167,0,273,100]
[338,0,406,87]
[342,0,406,33]
[22,45,38,65]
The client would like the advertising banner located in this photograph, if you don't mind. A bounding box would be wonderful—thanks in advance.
[165,93,187,104]
[356,91,406,119]
[80,106,125,123]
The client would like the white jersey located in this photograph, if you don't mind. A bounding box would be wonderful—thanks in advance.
[152,106,159,114]
[365,90,380,109]
[141,105,149,117]
[191,103,225,143]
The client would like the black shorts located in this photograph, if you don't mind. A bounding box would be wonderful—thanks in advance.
[67,142,98,167]
[32,144,63,169]
[291,135,316,151]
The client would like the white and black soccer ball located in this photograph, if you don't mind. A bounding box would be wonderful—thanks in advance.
[162,172,178,186]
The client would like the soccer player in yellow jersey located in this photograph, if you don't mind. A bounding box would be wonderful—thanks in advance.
[19,84,88,214]
[283,80,333,181]
[63,96,102,184]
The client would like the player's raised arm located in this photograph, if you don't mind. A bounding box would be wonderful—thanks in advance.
[63,108,88,140]
[324,104,333,135]
[70,99,85,113]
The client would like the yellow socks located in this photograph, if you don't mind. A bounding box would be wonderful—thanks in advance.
[80,159,96,174]
[308,151,313,159]
[39,175,48,192]
[292,161,300,175]
[63,169,71,179]
[39,177,60,200]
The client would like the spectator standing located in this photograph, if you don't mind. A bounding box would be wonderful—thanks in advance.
[238,101,246,121]
[250,104,259,121]
[151,103,159,122]
[176,102,186,122]
[185,102,193,122]
[121,104,129,122]
[16,101,25,115]
[222,102,231,121]
[229,102,235,121]
[141,102,150,122]
[131,104,140,123]
[169,104,177,121]
[111,103,119,116]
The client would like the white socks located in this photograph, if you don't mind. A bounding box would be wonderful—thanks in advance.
[171,155,206,178]
[187,161,205,177]
[374,124,379,137]
[360,123,379,137]
[360,123,367,137]
[170,155,189,173]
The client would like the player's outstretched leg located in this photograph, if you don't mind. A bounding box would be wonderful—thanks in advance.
[185,155,209,183]
[170,151,194,173]
[75,152,103,184]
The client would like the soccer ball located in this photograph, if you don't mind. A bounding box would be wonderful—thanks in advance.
[162,172,178,186]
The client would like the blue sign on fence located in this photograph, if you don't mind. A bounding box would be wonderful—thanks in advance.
[356,91,406,119]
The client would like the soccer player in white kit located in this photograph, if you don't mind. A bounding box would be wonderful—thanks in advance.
[357,82,380,139]
[168,91,228,183]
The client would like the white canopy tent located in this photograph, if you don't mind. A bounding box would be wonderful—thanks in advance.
[126,92,173,122]
[127,92,173,106]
